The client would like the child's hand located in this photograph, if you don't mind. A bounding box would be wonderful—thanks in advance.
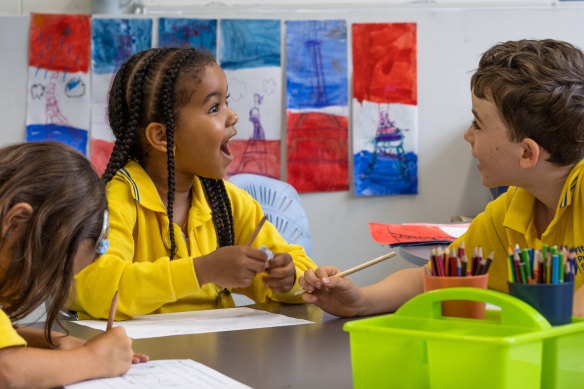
[263,252,296,293]
[84,326,135,377]
[196,246,268,288]
[298,266,363,317]
[53,334,86,350]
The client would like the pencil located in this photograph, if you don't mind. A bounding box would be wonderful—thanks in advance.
[106,290,118,331]
[293,251,397,296]
[247,215,268,247]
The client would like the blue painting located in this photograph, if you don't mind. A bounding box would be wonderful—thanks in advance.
[220,19,280,70]
[158,18,217,57]
[92,18,153,75]
[286,20,347,110]
[27,124,88,155]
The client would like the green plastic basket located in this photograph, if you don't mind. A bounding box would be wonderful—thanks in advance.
[343,288,584,389]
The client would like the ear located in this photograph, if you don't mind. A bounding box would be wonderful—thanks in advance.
[144,122,169,153]
[519,138,541,169]
[2,203,33,238]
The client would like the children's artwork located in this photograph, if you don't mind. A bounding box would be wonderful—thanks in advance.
[286,20,349,193]
[158,18,217,56]
[90,18,152,175]
[352,23,418,196]
[220,19,282,179]
[369,222,470,246]
[26,13,91,155]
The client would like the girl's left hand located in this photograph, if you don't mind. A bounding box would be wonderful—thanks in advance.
[262,252,296,293]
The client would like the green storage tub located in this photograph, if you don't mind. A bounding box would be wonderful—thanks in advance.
[344,288,584,389]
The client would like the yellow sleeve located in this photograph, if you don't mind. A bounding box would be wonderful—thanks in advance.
[71,179,199,320]
[227,182,317,304]
[0,310,26,349]
[450,193,511,293]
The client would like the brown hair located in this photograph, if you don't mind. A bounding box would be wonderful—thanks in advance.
[103,48,234,259]
[471,39,584,165]
[0,142,107,345]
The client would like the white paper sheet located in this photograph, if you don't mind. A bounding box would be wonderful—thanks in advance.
[65,359,251,389]
[74,307,313,339]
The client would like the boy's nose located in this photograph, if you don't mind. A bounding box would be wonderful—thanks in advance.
[463,126,473,143]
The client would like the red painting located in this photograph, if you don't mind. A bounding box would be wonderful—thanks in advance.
[352,23,417,105]
[91,138,114,176]
[225,140,281,180]
[29,13,91,73]
[287,112,349,193]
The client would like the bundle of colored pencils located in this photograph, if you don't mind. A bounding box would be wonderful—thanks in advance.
[508,244,575,284]
[428,242,493,277]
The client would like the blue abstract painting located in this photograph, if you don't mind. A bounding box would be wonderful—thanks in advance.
[92,18,153,75]
[220,19,280,70]
[158,18,217,57]
[286,20,348,110]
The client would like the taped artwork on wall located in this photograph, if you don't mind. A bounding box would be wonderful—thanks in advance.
[221,19,282,179]
[158,18,217,56]
[26,13,91,155]
[286,20,349,193]
[90,18,152,176]
[352,23,418,196]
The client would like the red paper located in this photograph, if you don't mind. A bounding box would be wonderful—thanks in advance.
[369,222,458,246]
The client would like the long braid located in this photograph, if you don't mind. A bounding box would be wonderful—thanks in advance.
[161,49,195,259]
[102,49,169,183]
[201,178,234,247]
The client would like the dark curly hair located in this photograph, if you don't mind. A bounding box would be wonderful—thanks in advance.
[471,39,584,165]
[102,48,234,259]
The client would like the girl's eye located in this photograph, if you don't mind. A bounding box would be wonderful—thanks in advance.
[472,120,481,130]
[226,94,231,106]
[209,104,219,113]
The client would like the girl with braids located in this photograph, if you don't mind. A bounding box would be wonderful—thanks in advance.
[72,47,317,320]
[0,142,148,389]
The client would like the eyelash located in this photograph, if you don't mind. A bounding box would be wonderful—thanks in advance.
[209,94,231,113]
[472,120,481,130]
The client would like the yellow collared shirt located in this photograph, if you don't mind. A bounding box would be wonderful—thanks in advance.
[72,161,316,320]
[452,159,584,293]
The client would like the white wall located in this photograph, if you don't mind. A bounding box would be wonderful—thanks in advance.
[4,2,584,288]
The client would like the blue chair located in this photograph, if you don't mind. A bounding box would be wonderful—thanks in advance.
[228,174,312,256]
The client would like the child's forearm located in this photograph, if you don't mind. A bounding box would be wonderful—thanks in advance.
[358,266,425,316]
[14,326,86,350]
[0,346,108,389]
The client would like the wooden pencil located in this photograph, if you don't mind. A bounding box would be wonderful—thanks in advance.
[293,251,397,296]
[247,215,268,247]
[106,290,118,331]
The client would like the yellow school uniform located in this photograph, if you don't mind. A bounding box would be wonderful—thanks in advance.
[452,159,584,293]
[72,160,317,320]
[0,309,26,348]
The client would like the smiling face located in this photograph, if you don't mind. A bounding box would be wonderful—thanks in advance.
[464,91,524,188]
[173,63,238,180]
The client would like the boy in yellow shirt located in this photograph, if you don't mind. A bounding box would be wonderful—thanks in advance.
[299,39,584,317]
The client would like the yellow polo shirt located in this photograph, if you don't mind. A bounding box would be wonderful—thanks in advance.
[72,160,316,320]
[0,309,26,349]
[452,159,584,294]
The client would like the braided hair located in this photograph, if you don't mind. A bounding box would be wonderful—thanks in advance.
[104,48,235,259]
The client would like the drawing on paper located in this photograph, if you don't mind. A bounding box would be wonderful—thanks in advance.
[352,23,418,196]
[286,20,348,193]
[221,19,282,179]
[90,18,153,175]
[158,18,217,57]
[26,13,91,155]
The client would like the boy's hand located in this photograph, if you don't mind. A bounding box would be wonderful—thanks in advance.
[263,252,296,293]
[299,266,363,317]
[195,246,268,288]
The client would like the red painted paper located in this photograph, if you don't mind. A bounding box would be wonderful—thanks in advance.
[352,23,417,105]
